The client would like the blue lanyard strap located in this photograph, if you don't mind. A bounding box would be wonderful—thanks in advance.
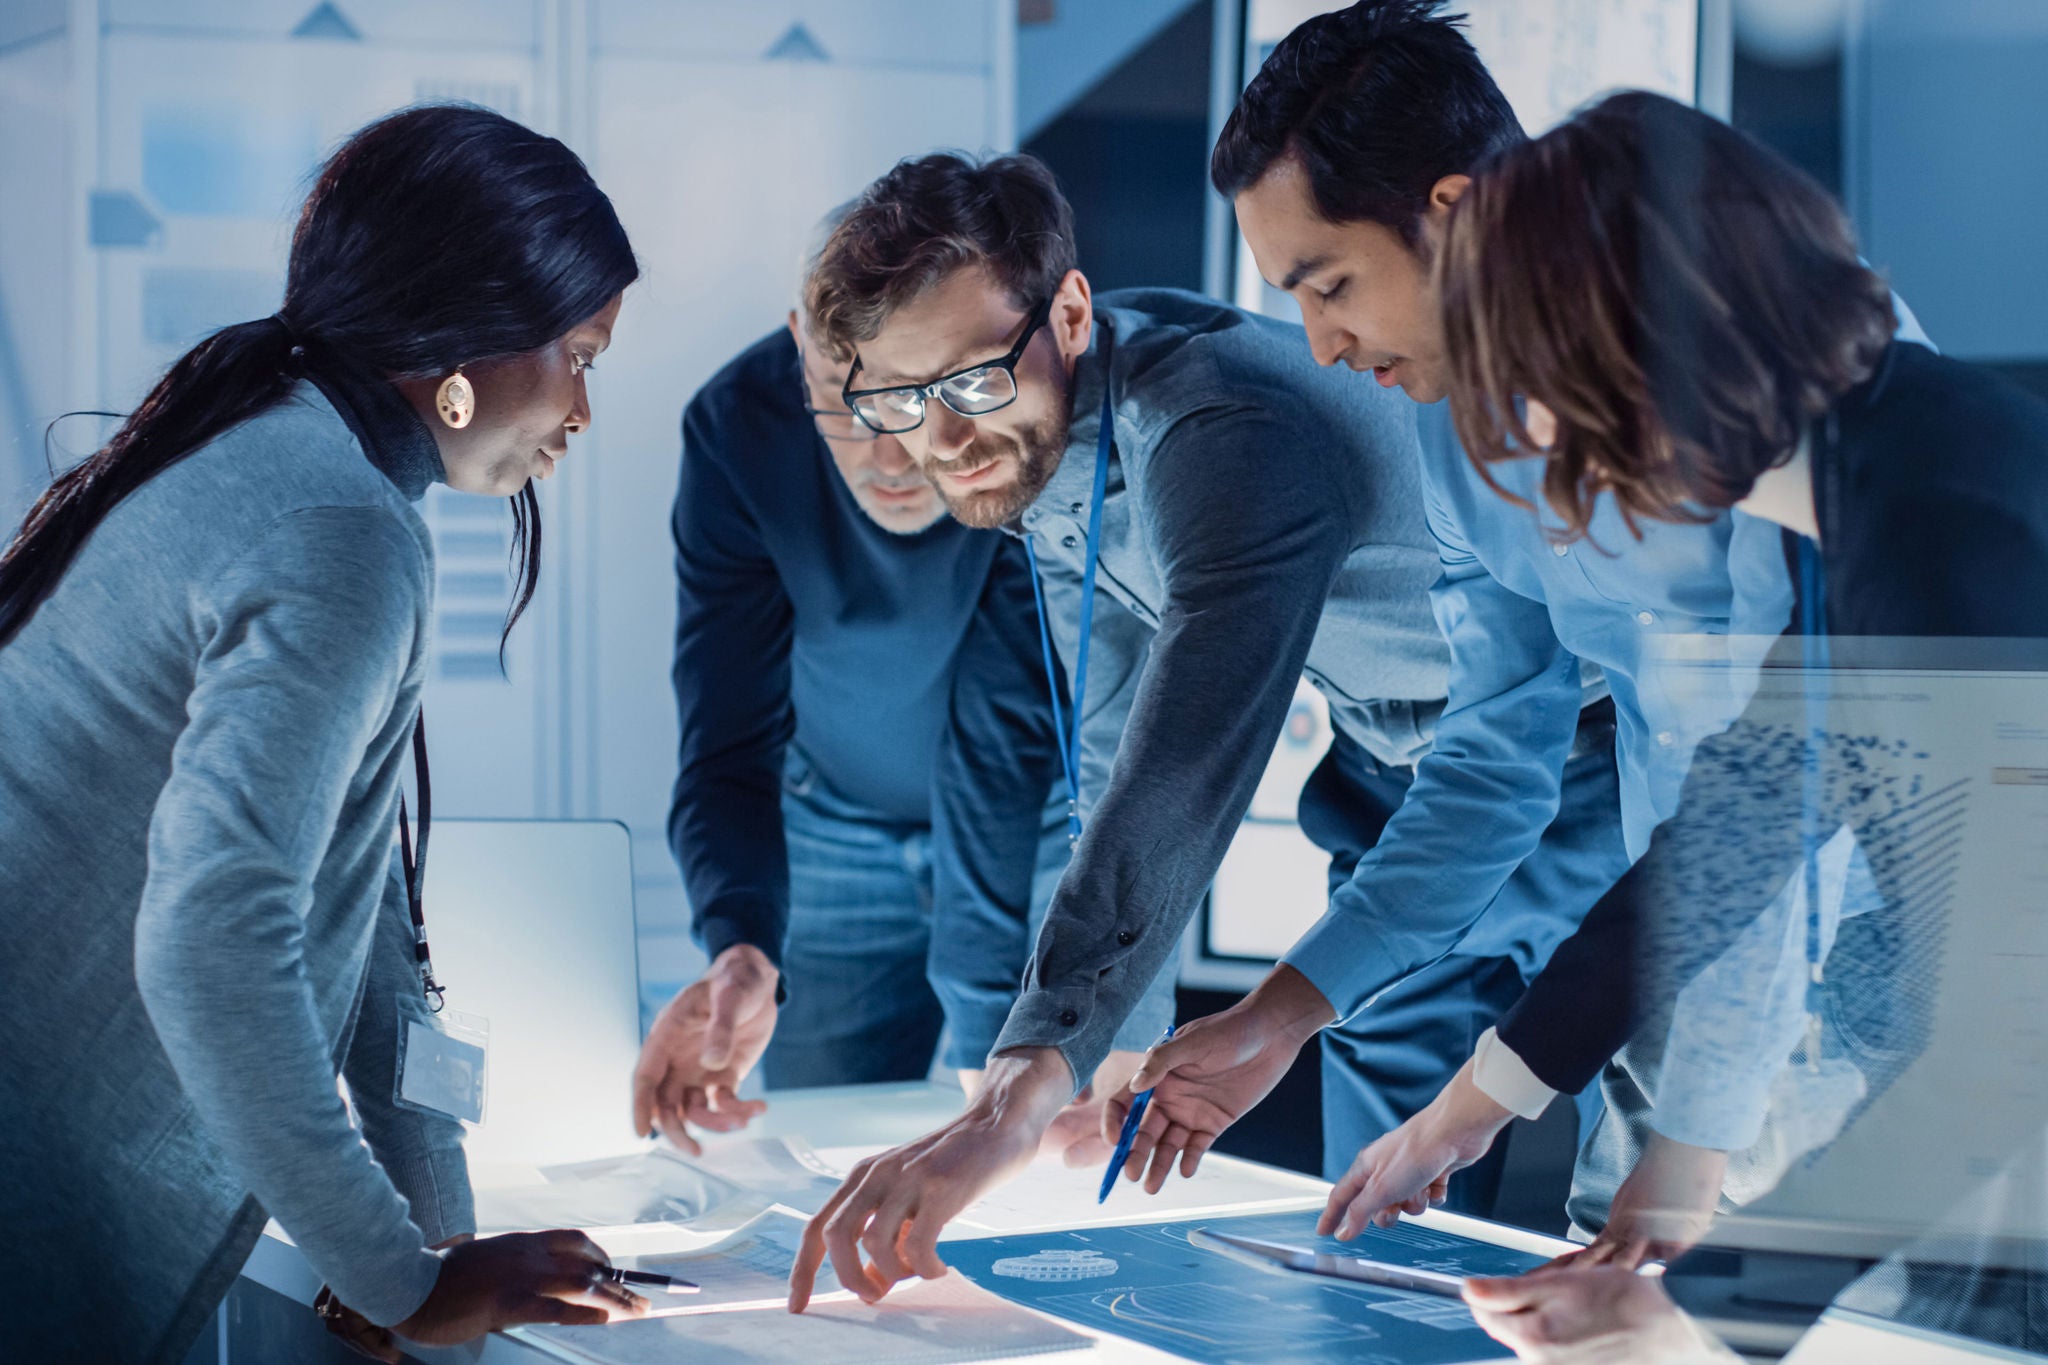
[1025,377,1115,847]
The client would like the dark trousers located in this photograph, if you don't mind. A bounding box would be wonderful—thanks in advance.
[1299,706,1624,1215]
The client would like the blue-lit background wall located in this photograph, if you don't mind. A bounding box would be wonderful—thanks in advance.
[0,0,1018,1020]
[3,0,2044,1029]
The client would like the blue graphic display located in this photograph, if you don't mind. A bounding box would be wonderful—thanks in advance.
[946,1210,1546,1365]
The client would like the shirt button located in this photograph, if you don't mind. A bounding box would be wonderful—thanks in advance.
[1657,731,1675,746]
[1636,610,1656,625]
[1116,930,1136,946]
[1552,542,1569,557]
[1061,534,1079,549]
[1058,1008,1079,1027]
[1069,502,1084,514]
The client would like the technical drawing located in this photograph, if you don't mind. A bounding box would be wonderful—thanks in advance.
[991,1249,1120,1282]
[948,1210,1548,1365]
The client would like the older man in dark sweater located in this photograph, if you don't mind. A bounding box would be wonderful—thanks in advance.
[634,305,1179,1152]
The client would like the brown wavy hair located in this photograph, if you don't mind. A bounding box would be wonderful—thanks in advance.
[1439,90,1895,541]
[804,151,1076,362]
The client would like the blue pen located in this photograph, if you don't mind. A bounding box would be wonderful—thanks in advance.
[1099,1023,1175,1203]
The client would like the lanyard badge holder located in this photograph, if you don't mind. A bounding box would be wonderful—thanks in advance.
[1025,353,1116,847]
[390,711,491,1125]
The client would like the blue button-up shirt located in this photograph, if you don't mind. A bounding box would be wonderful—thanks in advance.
[986,288,1458,1086]
[1287,297,1929,1024]
[1284,402,1796,1018]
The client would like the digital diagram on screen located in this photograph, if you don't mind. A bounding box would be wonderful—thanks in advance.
[945,1210,1547,1365]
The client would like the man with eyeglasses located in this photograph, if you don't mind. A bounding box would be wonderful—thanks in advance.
[786,151,1623,1311]
[634,230,1180,1156]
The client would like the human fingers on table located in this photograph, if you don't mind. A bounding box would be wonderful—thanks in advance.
[1462,1298,1539,1355]
[653,1076,704,1157]
[704,1083,770,1121]
[1118,1095,1175,1181]
[860,1180,952,1293]
[1100,1088,1132,1146]
[859,1188,918,1288]
[681,1084,754,1134]
[1322,1158,1413,1239]
[538,1228,611,1265]
[1127,1031,1199,1092]
[821,1176,895,1304]
[788,1197,836,1312]
[900,1208,952,1282]
[507,1296,608,1328]
[566,1280,648,1319]
[631,1059,662,1140]
[1141,1122,1192,1194]
[1178,1130,1216,1179]
[1461,1270,1558,1313]
[1560,1233,1641,1271]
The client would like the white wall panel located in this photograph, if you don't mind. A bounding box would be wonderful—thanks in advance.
[583,33,1002,1004]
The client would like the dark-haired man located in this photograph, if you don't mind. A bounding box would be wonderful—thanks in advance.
[786,149,1624,1309]
[1133,0,1927,1250]
[637,271,1179,1153]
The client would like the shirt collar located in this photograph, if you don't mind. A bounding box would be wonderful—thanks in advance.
[306,353,445,503]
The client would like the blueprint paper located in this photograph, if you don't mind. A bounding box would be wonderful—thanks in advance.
[515,1271,1092,1365]
[944,1210,1547,1365]
[812,1145,1326,1234]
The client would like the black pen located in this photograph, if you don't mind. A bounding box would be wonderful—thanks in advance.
[603,1267,700,1295]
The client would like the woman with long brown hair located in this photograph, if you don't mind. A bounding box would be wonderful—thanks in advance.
[1433,90,2048,1360]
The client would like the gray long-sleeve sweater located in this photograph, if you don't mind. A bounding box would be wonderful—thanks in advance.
[0,361,472,1361]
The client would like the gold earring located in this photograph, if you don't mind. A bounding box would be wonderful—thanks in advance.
[435,371,475,429]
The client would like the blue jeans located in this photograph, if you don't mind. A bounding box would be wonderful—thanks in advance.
[764,760,1177,1090]
[1303,705,1623,1214]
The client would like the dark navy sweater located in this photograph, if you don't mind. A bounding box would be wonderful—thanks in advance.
[667,328,1057,968]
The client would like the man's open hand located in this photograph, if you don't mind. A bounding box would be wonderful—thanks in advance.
[788,1047,1072,1311]
[1320,1055,1514,1238]
[1103,965,1334,1193]
[632,943,777,1154]
[1546,1133,1727,1272]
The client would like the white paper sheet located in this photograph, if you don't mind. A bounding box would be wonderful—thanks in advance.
[811,1146,1327,1235]
[515,1272,1092,1365]
[594,1206,851,1318]
[473,1147,744,1235]
[681,1136,846,1215]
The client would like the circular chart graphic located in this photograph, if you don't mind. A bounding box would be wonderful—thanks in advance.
[991,1249,1121,1282]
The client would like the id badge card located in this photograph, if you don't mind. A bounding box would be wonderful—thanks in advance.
[394,1006,489,1125]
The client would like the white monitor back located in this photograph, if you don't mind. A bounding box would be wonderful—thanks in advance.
[418,819,641,1170]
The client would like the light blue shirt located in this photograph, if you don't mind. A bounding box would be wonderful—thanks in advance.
[1287,296,1929,1066]
[1285,404,1794,1019]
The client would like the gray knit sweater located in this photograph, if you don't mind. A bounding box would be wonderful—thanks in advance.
[0,364,472,1361]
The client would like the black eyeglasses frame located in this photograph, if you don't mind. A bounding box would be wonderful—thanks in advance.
[840,296,1055,435]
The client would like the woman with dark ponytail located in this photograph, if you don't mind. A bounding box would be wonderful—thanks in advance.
[0,104,641,1360]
